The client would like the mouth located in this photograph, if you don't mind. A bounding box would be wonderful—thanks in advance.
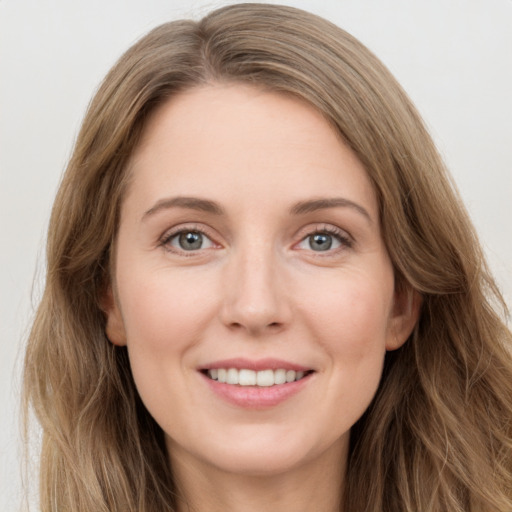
[199,359,315,408]
[202,368,314,387]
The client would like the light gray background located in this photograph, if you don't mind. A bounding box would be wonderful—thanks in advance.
[1,0,511,509]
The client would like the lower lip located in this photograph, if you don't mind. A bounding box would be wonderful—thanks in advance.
[201,372,313,409]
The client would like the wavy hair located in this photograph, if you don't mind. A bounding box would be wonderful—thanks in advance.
[23,3,512,511]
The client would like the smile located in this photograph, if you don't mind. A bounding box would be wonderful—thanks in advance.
[200,358,315,407]
[205,368,312,386]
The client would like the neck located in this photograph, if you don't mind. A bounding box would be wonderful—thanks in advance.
[170,443,347,512]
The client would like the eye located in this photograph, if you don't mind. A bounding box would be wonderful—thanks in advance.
[164,230,215,251]
[296,228,352,252]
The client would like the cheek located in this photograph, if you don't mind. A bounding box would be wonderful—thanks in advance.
[118,267,217,353]
[300,269,393,394]
[114,266,219,416]
[116,269,217,423]
[305,273,392,345]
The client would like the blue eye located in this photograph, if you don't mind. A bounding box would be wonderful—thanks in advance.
[167,231,214,251]
[297,229,350,252]
[307,233,340,251]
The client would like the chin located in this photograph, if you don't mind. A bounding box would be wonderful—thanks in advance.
[214,447,310,477]
[167,426,348,478]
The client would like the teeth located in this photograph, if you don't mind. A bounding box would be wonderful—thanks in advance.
[238,369,256,386]
[226,368,239,385]
[274,369,286,385]
[256,369,274,387]
[206,368,309,386]
[286,370,296,383]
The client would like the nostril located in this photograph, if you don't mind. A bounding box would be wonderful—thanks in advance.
[227,320,282,334]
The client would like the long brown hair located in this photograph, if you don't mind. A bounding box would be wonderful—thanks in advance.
[23,4,512,511]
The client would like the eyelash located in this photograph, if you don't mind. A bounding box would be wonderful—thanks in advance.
[159,225,218,255]
[295,225,353,254]
[159,224,353,255]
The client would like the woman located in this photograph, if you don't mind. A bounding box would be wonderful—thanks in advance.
[23,3,512,511]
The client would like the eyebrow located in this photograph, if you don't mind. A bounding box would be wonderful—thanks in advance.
[143,196,225,220]
[142,195,372,223]
[290,197,372,223]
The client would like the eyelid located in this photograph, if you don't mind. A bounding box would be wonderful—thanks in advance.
[159,224,221,253]
[293,223,354,251]
[157,222,353,255]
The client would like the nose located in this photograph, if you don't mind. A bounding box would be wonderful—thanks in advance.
[219,242,292,336]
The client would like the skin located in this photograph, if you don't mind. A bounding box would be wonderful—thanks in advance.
[104,84,419,512]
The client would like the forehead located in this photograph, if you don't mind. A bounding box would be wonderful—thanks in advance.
[124,83,377,218]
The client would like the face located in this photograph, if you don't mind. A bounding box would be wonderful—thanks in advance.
[105,84,418,479]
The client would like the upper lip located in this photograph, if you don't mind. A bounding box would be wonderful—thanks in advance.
[199,358,312,372]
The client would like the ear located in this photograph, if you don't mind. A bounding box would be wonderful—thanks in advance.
[386,286,422,351]
[100,285,127,346]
